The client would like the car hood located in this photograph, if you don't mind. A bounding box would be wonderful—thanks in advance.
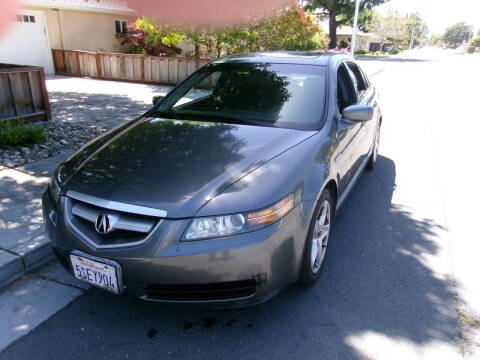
[63,117,315,218]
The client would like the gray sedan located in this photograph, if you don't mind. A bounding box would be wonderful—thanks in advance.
[42,52,382,307]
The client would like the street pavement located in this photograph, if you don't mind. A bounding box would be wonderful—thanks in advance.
[1,49,479,359]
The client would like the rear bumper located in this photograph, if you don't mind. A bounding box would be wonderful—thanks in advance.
[43,191,313,307]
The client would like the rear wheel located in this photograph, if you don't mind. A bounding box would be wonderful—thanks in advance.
[299,189,333,286]
[367,122,381,170]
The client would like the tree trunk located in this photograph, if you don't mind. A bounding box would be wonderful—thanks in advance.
[328,12,337,49]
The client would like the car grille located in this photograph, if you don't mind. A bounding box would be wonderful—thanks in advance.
[64,191,165,249]
[145,279,257,302]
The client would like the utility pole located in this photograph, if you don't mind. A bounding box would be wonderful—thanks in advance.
[409,15,416,49]
[350,0,361,57]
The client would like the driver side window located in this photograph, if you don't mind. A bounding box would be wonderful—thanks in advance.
[336,64,357,112]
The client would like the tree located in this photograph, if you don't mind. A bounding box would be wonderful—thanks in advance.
[356,10,376,32]
[304,0,389,48]
[443,22,473,48]
[371,12,427,48]
[372,13,409,47]
[186,3,325,58]
[405,12,429,47]
[428,34,443,47]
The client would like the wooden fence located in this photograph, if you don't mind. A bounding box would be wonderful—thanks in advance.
[52,49,210,85]
[0,64,51,122]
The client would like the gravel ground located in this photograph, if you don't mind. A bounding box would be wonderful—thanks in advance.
[0,81,160,168]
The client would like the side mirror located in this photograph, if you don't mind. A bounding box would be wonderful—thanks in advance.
[152,95,165,105]
[342,105,374,122]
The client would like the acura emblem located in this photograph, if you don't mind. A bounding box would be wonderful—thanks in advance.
[95,214,112,234]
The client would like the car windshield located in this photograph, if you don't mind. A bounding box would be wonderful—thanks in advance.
[154,62,326,128]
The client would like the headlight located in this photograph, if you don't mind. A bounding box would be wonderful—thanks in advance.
[48,176,61,204]
[184,193,294,241]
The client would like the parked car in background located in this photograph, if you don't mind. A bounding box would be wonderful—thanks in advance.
[43,52,382,307]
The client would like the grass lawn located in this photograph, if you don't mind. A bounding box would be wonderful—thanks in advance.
[354,53,392,58]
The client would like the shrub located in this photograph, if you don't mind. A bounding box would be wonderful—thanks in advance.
[118,17,184,56]
[466,46,476,54]
[338,40,349,49]
[390,47,400,55]
[469,36,480,47]
[0,119,46,147]
[355,49,370,55]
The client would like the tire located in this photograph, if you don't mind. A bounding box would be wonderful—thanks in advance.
[367,122,381,170]
[299,189,334,286]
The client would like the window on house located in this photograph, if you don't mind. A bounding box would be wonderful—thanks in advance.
[16,14,36,23]
[114,20,128,34]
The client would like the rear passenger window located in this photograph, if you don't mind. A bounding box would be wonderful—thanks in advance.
[346,62,368,97]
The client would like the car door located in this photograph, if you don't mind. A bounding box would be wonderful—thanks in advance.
[333,62,360,196]
[345,61,377,174]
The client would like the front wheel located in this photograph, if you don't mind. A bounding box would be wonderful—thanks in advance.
[299,189,333,286]
[367,122,381,170]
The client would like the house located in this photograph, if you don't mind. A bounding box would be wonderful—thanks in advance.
[319,21,375,52]
[0,0,137,74]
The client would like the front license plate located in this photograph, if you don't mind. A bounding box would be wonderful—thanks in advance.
[70,254,121,294]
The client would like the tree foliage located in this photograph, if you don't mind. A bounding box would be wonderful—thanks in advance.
[123,3,329,59]
[118,17,185,56]
[355,10,376,32]
[185,3,328,58]
[469,36,480,48]
[372,12,428,48]
[443,22,473,48]
[428,34,444,47]
[304,0,389,48]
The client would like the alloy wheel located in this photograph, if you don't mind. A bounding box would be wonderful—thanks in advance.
[372,126,380,163]
[311,200,331,274]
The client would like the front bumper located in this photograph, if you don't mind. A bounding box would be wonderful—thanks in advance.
[42,191,312,307]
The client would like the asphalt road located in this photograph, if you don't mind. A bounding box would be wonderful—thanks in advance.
[1,49,478,360]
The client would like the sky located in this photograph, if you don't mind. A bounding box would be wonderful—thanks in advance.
[378,0,480,35]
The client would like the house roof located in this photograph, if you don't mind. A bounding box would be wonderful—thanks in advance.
[24,0,136,15]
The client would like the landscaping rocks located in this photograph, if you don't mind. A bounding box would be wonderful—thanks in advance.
[0,121,105,168]
[0,88,152,169]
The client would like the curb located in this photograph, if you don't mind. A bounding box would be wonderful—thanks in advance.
[0,234,54,291]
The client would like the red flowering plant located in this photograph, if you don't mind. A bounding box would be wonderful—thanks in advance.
[117,17,184,56]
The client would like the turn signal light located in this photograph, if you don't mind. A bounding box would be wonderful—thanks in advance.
[247,194,294,226]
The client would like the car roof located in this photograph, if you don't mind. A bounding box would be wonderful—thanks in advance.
[213,51,352,66]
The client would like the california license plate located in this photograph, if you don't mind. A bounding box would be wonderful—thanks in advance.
[70,253,122,294]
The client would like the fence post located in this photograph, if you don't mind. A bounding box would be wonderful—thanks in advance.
[6,73,18,116]
[38,69,51,121]
[141,56,145,82]
[75,51,81,77]
[95,52,103,79]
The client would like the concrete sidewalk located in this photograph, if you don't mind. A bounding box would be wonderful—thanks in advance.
[0,153,67,288]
